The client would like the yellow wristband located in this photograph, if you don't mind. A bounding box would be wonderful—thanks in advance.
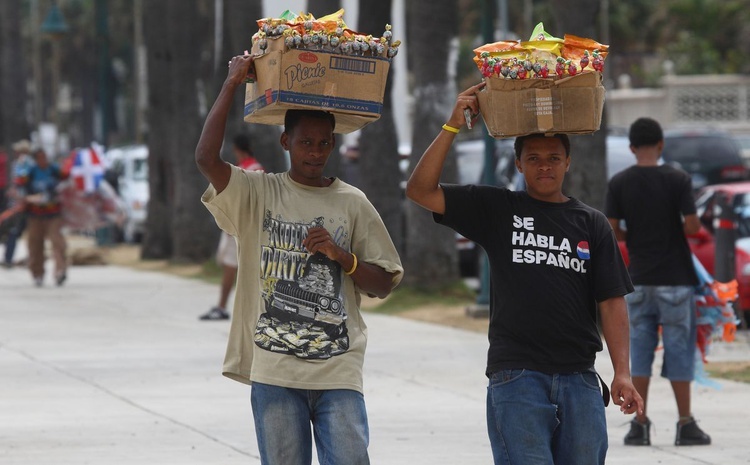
[442,124,460,134]
[345,253,358,275]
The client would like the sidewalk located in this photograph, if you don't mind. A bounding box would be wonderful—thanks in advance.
[1,246,750,464]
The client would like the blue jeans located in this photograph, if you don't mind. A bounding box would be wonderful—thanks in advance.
[3,214,25,265]
[250,382,369,465]
[626,285,696,381]
[487,369,607,465]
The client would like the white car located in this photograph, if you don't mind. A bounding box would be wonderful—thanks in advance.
[105,145,149,243]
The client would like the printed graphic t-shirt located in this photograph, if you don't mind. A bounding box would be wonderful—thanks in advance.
[202,165,403,393]
[437,185,633,375]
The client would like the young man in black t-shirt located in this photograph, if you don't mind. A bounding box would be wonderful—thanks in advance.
[606,117,711,447]
[406,83,643,465]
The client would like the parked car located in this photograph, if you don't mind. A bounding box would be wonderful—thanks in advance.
[104,145,149,243]
[606,135,635,178]
[661,129,748,190]
[734,133,750,168]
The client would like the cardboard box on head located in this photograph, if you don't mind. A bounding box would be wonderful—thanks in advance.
[477,71,605,139]
[244,45,390,134]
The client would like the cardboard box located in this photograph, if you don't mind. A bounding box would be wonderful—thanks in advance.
[477,72,605,139]
[244,47,390,134]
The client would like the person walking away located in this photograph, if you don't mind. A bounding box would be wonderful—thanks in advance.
[195,53,403,464]
[605,117,711,446]
[200,133,264,321]
[16,147,69,286]
[406,83,644,464]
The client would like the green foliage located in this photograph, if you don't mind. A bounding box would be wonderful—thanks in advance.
[657,0,750,75]
[368,282,476,315]
[663,32,723,75]
[608,0,660,53]
[628,63,665,88]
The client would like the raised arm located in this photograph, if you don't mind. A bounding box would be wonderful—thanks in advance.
[405,82,485,214]
[195,54,255,194]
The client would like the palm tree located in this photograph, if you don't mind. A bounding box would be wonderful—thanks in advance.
[404,0,460,289]
[0,1,30,148]
[307,0,341,18]
[222,0,287,174]
[142,0,216,260]
[551,0,608,210]
[357,0,404,253]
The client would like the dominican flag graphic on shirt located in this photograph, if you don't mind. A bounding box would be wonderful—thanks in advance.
[576,241,591,260]
[67,147,105,193]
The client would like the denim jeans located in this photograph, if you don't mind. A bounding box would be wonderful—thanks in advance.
[3,214,25,265]
[487,369,607,465]
[250,382,369,465]
[626,285,696,381]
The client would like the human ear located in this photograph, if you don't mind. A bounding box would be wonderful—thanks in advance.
[280,132,289,151]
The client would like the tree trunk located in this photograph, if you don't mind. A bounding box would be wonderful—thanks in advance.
[142,0,175,259]
[61,5,99,148]
[357,1,404,254]
[223,0,287,174]
[0,0,30,148]
[404,0,460,289]
[142,0,217,261]
[307,0,342,18]
[309,0,344,179]
[551,0,608,211]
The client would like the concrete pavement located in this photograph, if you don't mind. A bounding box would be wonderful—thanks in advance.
[2,247,750,464]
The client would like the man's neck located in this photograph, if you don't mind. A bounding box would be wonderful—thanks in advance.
[635,155,660,167]
[633,147,661,167]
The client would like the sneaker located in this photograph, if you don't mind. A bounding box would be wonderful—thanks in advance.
[624,418,651,446]
[56,273,67,287]
[33,276,43,287]
[675,418,711,446]
[199,306,230,321]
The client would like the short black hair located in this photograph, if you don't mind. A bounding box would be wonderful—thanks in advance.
[629,117,663,148]
[514,133,570,159]
[284,110,336,134]
[233,133,252,154]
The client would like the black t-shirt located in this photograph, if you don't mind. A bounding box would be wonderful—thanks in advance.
[437,186,633,376]
[605,165,698,286]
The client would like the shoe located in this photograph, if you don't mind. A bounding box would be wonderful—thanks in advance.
[199,306,230,321]
[56,273,67,286]
[1,261,11,269]
[624,418,651,446]
[34,276,43,287]
[675,418,711,446]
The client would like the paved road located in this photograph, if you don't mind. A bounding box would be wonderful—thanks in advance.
[1,258,749,464]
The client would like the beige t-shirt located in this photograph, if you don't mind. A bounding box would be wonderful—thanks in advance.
[202,165,403,393]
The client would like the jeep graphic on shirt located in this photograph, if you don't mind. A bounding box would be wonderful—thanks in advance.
[254,210,350,360]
